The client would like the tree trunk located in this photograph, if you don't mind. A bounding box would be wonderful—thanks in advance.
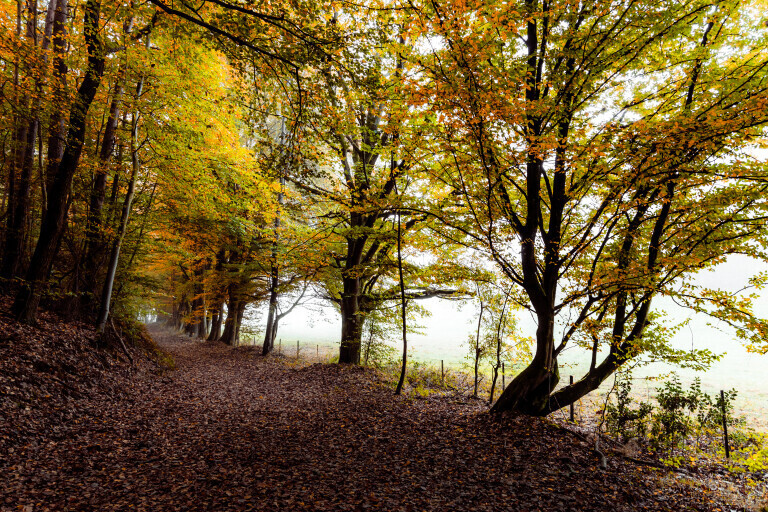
[234,304,245,345]
[82,75,125,297]
[262,266,279,355]
[491,312,559,416]
[394,209,407,395]
[220,281,245,346]
[95,70,143,333]
[221,300,245,346]
[170,301,181,330]
[189,295,204,338]
[12,0,105,324]
[221,307,236,344]
[339,275,363,364]
[1,120,35,279]
[484,0,561,416]
[489,364,499,404]
[34,0,58,220]
[263,120,285,355]
[489,292,510,404]
[201,303,209,338]
[473,299,485,399]
[186,311,198,337]
[188,260,206,338]
[207,301,223,341]
[112,182,157,301]
[206,249,226,341]
[42,0,68,210]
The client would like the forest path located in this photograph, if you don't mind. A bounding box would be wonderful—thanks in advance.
[2,327,728,511]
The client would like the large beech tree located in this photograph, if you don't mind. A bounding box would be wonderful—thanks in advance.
[280,12,410,364]
[408,0,768,415]
[285,11,460,364]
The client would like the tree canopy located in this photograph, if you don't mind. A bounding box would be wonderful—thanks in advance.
[1,0,766,416]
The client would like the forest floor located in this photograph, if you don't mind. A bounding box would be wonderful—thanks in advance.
[1,308,767,511]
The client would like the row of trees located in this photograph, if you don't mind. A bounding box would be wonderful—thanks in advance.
[2,0,767,416]
[0,0,261,327]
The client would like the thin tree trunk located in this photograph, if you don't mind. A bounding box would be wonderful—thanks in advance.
[234,303,245,345]
[262,196,281,354]
[113,181,157,300]
[263,271,278,353]
[206,250,226,342]
[394,208,408,395]
[207,307,222,341]
[81,13,135,297]
[270,279,310,349]
[362,327,373,366]
[202,303,209,337]
[1,0,23,281]
[489,291,510,404]
[192,286,205,337]
[42,0,68,218]
[473,298,485,399]
[82,75,126,296]
[263,117,286,355]
[95,66,145,333]
[106,144,122,218]
[170,299,180,329]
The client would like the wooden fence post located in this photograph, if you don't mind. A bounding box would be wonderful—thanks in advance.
[441,360,444,386]
[569,375,575,422]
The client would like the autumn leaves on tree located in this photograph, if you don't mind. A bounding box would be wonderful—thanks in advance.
[1,0,767,416]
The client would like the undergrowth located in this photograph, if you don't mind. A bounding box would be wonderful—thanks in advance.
[602,371,768,473]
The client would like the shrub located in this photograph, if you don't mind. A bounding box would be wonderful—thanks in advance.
[650,374,705,451]
[604,372,653,443]
[601,372,765,470]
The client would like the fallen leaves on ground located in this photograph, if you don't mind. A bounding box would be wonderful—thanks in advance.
[0,308,759,511]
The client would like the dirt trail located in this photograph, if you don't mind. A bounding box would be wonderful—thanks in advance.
[1,327,737,511]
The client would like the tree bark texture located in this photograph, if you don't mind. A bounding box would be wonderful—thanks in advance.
[339,273,363,364]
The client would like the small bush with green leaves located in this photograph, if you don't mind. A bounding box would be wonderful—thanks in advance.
[650,375,708,451]
[706,389,741,430]
[650,376,745,454]
[604,373,653,443]
[602,372,763,468]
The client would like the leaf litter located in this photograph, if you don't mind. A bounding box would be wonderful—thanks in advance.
[0,306,760,511]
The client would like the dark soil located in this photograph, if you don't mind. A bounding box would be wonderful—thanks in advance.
[0,308,750,511]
